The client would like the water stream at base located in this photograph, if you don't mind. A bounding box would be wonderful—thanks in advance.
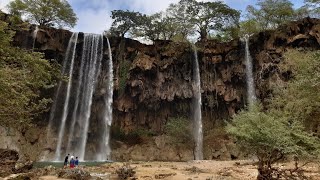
[54,32,79,161]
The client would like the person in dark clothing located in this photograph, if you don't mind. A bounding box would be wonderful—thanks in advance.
[75,157,79,167]
[64,154,70,168]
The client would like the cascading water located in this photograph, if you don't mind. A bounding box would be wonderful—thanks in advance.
[96,37,113,160]
[45,33,76,159]
[67,34,103,161]
[243,35,256,105]
[192,46,203,160]
[32,26,39,50]
[47,33,105,161]
[54,32,78,161]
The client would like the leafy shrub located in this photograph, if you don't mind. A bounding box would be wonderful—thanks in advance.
[118,59,130,94]
[111,126,155,145]
[271,50,320,135]
[164,117,192,144]
[227,104,320,179]
[0,20,60,128]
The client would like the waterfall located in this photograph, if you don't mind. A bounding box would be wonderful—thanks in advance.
[47,33,104,161]
[45,33,76,160]
[68,34,103,161]
[96,37,113,160]
[192,46,203,160]
[54,32,79,161]
[32,26,39,50]
[243,35,256,105]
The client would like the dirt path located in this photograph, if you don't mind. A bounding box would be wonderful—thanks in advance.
[36,160,320,180]
[86,160,258,180]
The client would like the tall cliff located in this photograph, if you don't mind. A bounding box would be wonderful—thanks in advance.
[2,13,320,160]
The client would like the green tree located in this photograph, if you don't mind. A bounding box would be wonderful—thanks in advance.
[7,0,77,28]
[171,0,240,40]
[0,20,60,128]
[246,0,295,30]
[294,5,312,20]
[165,117,192,144]
[110,10,148,38]
[227,104,320,179]
[140,12,177,41]
[239,19,261,37]
[303,0,320,18]
[166,1,196,41]
[270,50,320,135]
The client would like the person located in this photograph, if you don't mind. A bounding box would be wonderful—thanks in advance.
[64,154,70,168]
[70,156,75,168]
[75,157,79,167]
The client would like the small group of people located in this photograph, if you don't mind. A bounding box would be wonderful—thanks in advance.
[64,154,79,168]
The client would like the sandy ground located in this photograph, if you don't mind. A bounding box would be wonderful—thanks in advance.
[3,160,320,180]
[84,160,320,180]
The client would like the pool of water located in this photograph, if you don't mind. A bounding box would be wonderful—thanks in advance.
[33,161,113,168]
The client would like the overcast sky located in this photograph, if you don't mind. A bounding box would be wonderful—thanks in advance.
[0,0,305,34]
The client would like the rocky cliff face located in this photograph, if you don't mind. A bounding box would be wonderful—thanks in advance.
[2,13,320,161]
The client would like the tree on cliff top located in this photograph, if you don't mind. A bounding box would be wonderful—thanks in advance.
[7,0,77,28]
[303,0,320,17]
[110,10,148,37]
[246,0,295,30]
[171,0,240,40]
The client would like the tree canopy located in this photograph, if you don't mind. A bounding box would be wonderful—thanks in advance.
[175,0,240,40]
[246,0,295,30]
[109,10,147,37]
[270,50,320,135]
[303,0,320,17]
[109,0,239,41]
[227,103,320,179]
[227,50,320,179]
[7,0,77,28]
[106,0,318,42]
[0,19,60,128]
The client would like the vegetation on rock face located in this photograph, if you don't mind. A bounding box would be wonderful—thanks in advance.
[165,117,192,144]
[7,0,77,28]
[0,20,60,128]
[271,50,320,135]
[118,58,131,95]
[227,50,320,179]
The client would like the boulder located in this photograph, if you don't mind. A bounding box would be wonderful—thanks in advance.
[0,149,19,177]
[14,161,33,173]
[57,169,91,180]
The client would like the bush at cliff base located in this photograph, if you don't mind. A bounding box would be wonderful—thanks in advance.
[227,103,320,180]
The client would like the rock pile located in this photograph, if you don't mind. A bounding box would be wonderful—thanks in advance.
[57,168,91,180]
[0,149,19,177]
